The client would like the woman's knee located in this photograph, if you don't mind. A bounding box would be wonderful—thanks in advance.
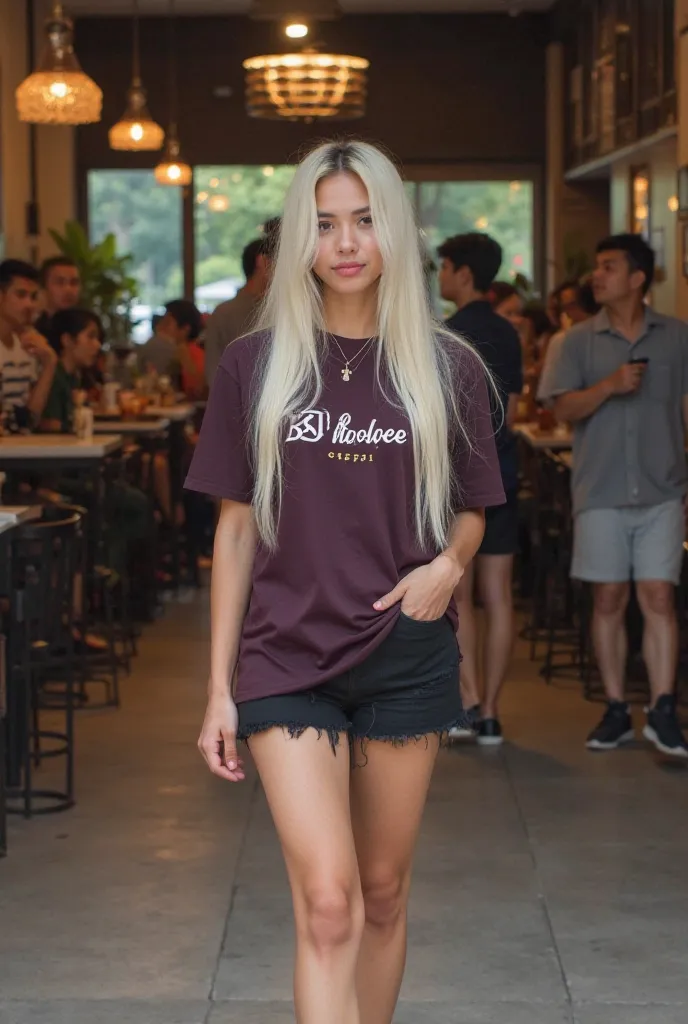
[361,871,408,933]
[299,879,364,952]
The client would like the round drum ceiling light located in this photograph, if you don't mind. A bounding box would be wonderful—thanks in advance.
[243,50,369,121]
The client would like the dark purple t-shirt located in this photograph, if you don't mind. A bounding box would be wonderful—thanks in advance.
[185,331,504,702]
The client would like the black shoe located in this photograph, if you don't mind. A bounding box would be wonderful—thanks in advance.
[476,718,503,747]
[447,704,480,741]
[643,695,688,758]
[586,701,634,750]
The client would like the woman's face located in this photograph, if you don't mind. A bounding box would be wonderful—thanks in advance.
[71,320,102,368]
[495,293,524,327]
[313,171,383,299]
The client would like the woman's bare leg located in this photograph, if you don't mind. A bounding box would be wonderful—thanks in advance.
[351,736,440,1024]
[249,728,364,1024]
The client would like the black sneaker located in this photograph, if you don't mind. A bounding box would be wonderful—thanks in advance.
[447,704,480,742]
[643,695,688,758]
[476,718,503,747]
[586,701,634,750]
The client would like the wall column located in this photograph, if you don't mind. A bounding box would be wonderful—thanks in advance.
[0,0,76,263]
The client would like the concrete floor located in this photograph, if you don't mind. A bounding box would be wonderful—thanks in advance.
[1,591,688,1024]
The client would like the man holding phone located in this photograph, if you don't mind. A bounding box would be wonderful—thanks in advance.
[552,234,688,757]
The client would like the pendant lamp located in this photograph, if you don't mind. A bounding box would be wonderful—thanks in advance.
[155,0,192,187]
[244,0,368,121]
[16,3,102,125]
[109,0,164,151]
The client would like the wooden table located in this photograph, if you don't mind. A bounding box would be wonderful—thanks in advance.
[0,434,124,563]
[513,422,572,451]
[0,435,123,460]
[93,418,170,435]
[145,403,195,422]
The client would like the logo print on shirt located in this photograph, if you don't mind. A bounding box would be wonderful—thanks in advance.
[286,408,331,443]
[287,409,408,447]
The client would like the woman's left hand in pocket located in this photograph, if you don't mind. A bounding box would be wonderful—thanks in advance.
[373,553,464,621]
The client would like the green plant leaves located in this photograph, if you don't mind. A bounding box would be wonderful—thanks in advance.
[50,219,139,345]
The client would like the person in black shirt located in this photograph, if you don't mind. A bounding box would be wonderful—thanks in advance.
[438,233,523,746]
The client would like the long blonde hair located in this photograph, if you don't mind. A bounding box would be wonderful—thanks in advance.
[252,139,490,551]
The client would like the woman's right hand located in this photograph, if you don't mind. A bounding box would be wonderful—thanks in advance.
[198,690,245,782]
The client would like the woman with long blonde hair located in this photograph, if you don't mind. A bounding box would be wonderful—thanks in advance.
[186,139,504,1024]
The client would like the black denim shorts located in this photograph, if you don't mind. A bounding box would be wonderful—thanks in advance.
[237,611,467,753]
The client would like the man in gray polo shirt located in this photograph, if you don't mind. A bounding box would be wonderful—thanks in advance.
[553,233,688,757]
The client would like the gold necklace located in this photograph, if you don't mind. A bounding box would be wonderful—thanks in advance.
[330,335,376,382]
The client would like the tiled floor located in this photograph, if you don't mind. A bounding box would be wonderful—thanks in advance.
[1,591,687,1023]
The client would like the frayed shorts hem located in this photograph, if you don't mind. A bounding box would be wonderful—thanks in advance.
[237,712,471,756]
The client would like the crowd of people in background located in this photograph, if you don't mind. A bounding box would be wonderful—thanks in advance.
[438,229,688,759]
[0,213,686,757]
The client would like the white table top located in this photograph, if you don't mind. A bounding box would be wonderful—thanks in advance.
[93,418,170,435]
[0,434,123,459]
[513,422,573,451]
[145,403,195,422]
[0,505,41,535]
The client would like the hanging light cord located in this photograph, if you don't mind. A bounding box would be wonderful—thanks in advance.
[132,0,141,85]
[167,0,178,133]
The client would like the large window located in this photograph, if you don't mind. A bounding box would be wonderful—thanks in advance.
[87,170,183,341]
[412,180,534,284]
[194,164,296,310]
[87,168,536,336]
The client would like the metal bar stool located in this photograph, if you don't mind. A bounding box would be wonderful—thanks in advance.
[5,508,82,816]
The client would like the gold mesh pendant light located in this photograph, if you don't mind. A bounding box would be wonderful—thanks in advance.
[154,127,192,186]
[109,0,164,151]
[243,49,369,121]
[16,3,102,125]
[154,0,191,187]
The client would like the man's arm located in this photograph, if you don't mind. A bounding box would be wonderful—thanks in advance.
[554,363,645,423]
[19,328,58,420]
[506,393,519,428]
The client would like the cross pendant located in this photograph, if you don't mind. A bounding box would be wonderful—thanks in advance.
[341,366,351,382]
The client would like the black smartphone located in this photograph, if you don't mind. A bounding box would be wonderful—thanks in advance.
[628,357,649,365]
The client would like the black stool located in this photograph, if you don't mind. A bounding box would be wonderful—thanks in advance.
[5,508,82,816]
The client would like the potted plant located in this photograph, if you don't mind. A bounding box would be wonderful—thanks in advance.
[49,220,139,346]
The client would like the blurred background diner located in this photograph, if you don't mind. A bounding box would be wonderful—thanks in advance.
[2,1,688,1021]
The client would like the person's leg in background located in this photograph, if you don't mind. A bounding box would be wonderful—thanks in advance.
[471,489,518,745]
[453,559,479,717]
[633,500,688,757]
[573,507,635,750]
[474,552,514,744]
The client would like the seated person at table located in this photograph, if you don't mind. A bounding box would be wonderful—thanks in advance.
[156,299,206,401]
[0,259,57,431]
[40,308,102,433]
[36,309,152,577]
[34,256,82,345]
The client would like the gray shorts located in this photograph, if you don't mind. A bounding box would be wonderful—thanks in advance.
[571,500,685,584]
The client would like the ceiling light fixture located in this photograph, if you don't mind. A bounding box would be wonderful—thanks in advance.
[155,0,192,187]
[16,2,102,125]
[109,0,164,151]
[243,49,369,122]
[285,22,309,38]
